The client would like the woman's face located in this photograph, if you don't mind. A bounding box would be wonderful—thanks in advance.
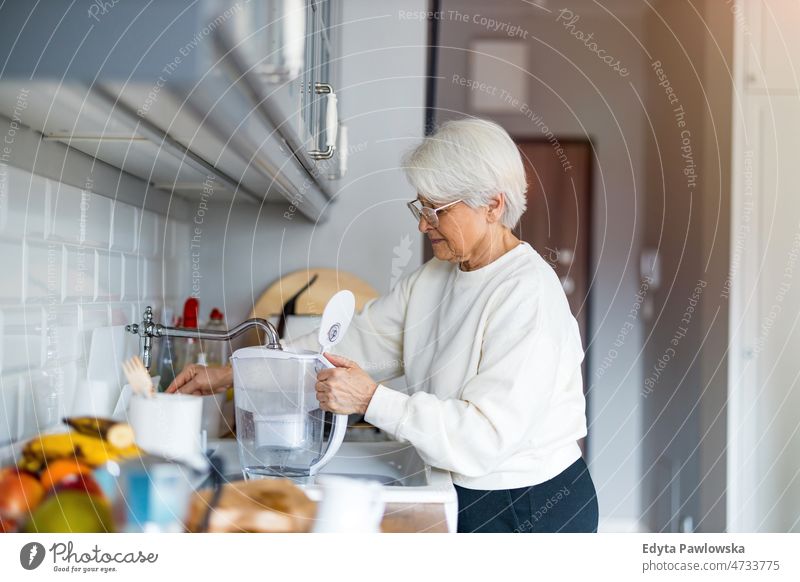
[417,196,495,265]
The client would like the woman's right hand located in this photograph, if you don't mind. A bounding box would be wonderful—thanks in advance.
[165,364,233,395]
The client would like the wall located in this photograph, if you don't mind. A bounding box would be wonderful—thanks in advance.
[434,0,649,530]
[728,0,800,533]
[640,0,732,532]
[190,0,428,325]
[0,118,189,446]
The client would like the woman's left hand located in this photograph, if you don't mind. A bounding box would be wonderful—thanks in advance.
[316,353,378,415]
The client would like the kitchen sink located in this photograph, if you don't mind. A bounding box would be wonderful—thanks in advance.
[205,439,458,532]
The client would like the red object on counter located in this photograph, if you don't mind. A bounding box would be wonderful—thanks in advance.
[182,298,200,329]
[210,308,224,321]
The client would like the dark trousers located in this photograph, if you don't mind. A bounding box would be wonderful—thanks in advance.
[455,456,599,533]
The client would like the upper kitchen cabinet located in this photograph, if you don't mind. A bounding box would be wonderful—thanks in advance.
[0,0,346,221]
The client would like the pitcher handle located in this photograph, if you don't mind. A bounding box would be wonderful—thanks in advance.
[309,355,348,476]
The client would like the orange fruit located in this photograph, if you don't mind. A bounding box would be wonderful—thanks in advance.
[0,467,45,520]
[40,459,92,491]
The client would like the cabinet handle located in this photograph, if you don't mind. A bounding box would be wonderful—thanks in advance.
[309,82,338,160]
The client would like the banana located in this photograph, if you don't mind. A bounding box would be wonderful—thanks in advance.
[19,432,141,474]
[63,417,135,449]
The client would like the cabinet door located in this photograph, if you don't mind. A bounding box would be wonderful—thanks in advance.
[225,0,310,147]
[300,1,340,169]
[301,0,319,148]
[316,0,335,152]
[744,0,800,92]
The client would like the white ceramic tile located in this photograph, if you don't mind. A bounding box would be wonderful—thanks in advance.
[0,307,45,373]
[44,305,82,363]
[163,267,183,301]
[19,369,61,436]
[24,241,62,303]
[172,221,190,259]
[145,258,163,299]
[0,374,20,444]
[41,359,79,421]
[164,217,178,259]
[49,182,112,248]
[110,201,137,252]
[62,244,95,303]
[154,214,166,257]
[137,210,158,258]
[0,166,50,238]
[0,238,23,303]
[79,303,110,331]
[108,303,135,326]
[122,252,145,301]
[95,250,123,301]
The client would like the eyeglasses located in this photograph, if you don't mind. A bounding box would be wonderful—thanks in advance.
[407,198,462,228]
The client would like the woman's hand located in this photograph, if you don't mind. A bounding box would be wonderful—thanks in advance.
[165,364,233,395]
[316,353,378,415]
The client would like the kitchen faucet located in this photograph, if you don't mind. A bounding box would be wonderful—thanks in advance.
[126,306,282,370]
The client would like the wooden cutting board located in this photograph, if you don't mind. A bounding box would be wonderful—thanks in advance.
[251,268,379,318]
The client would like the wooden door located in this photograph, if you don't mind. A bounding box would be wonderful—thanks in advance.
[516,140,592,453]
[515,141,591,348]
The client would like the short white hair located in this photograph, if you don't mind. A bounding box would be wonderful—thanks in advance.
[402,118,528,229]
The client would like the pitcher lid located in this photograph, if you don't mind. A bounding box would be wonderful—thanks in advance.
[230,346,320,361]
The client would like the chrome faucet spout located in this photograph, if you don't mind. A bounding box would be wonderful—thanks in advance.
[126,306,282,370]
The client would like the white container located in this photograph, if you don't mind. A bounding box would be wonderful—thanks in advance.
[312,475,385,533]
[127,393,203,466]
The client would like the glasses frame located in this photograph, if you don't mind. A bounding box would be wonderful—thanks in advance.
[407,198,462,228]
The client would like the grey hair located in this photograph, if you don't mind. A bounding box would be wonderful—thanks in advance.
[402,118,528,229]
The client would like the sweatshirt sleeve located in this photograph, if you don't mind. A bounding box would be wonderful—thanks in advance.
[282,266,424,382]
[364,280,584,477]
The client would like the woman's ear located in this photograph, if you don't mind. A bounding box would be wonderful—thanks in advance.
[487,193,506,223]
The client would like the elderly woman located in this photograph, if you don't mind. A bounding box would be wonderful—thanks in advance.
[168,118,598,533]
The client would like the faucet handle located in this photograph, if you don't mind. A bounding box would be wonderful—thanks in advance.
[127,306,159,370]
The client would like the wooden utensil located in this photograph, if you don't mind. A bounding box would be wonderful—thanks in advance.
[121,356,154,398]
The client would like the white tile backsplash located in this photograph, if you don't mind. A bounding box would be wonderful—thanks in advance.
[137,209,158,258]
[63,244,95,303]
[79,303,111,332]
[146,258,163,299]
[24,241,62,303]
[1,307,45,372]
[0,166,50,238]
[110,201,138,253]
[0,238,23,302]
[49,181,112,247]
[0,374,21,445]
[95,250,123,302]
[108,303,135,326]
[0,165,188,444]
[45,305,82,363]
[122,252,144,301]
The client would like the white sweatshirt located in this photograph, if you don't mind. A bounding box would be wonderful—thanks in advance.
[292,242,587,490]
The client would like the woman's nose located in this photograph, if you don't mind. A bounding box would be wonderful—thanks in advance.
[418,215,432,233]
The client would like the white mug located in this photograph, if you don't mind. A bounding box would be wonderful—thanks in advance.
[312,475,385,533]
[126,393,203,465]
